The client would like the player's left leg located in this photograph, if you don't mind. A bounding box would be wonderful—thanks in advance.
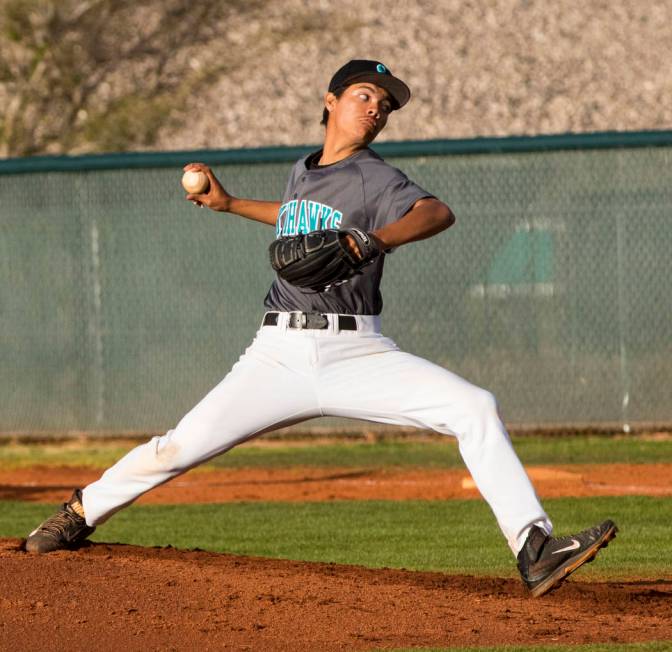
[317,327,617,595]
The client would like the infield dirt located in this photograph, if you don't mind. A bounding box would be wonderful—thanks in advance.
[2,463,672,504]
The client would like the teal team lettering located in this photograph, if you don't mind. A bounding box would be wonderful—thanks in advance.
[275,200,343,236]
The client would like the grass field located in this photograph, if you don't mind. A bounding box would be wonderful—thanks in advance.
[2,496,668,578]
[3,434,671,580]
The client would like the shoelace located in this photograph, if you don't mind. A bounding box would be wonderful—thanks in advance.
[550,533,578,545]
[543,528,600,555]
[37,505,82,537]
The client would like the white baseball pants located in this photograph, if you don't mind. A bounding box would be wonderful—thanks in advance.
[82,312,551,554]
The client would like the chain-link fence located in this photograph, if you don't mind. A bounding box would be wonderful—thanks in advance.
[1,133,671,435]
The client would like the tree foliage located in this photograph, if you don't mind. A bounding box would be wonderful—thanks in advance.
[0,0,258,157]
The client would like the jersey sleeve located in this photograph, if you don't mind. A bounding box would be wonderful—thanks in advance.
[281,159,305,203]
[373,172,435,229]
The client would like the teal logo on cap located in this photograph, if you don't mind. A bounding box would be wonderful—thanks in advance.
[376,63,386,73]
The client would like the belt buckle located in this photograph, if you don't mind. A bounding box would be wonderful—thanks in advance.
[289,311,305,330]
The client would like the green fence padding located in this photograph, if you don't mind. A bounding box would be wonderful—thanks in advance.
[1,133,671,434]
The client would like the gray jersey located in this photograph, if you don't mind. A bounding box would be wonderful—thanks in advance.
[264,148,434,315]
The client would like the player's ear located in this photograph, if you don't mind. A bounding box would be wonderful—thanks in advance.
[324,92,338,114]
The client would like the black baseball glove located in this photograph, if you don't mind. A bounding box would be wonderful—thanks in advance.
[269,228,381,292]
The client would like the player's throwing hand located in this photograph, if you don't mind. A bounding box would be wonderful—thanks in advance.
[182,162,232,211]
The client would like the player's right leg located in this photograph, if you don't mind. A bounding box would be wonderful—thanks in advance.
[25,325,321,553]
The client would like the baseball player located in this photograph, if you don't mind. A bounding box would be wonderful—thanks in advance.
[26,60,617,597]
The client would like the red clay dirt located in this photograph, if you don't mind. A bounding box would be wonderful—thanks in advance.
[1,538,671,651]
[2,462,672,504]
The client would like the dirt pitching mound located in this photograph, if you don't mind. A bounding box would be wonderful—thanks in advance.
[1,538,670,651]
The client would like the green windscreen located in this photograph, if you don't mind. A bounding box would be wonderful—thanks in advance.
[1,135,670,434]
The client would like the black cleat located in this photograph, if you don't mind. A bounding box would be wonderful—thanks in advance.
[517,519,618,597]
[25,489,96,553]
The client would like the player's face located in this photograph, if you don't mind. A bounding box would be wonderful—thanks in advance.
[327,83,393,144]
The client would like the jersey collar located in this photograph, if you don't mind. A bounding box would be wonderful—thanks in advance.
[303,147,380,171]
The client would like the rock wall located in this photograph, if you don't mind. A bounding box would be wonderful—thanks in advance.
[156,0,672,151]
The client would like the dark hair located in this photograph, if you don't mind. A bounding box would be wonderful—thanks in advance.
[321,86,346,126]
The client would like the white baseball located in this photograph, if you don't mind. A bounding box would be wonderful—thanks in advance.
[181,170,210,194]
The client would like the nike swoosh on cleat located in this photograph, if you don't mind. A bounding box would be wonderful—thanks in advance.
[552,539,581,554]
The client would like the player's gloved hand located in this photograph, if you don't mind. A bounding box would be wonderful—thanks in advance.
[269,228,381,292]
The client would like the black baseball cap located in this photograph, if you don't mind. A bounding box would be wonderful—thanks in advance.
[328,60,411,110]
